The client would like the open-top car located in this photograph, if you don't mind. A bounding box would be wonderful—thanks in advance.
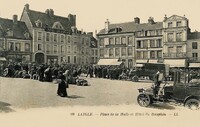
[137,68,200,110]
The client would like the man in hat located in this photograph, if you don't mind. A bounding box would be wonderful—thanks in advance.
[153,71,162,97]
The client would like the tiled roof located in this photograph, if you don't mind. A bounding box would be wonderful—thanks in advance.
[98,21,163,35]
[188,32,200,40]
[0,17,31,40]
[27,10,72,32]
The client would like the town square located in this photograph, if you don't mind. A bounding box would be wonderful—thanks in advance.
[0,0,200,127]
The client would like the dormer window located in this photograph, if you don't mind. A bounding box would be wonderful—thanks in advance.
[115,27,122,33]
[52,21,64,30]
[35,20,42,27]
[7,30,13,37]
[24,32,30,39]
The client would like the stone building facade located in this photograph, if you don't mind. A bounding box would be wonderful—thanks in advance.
[97,19,135,68]
[135,17,163,64]
[97,17,163,67]
[20,4,92,65]
[187,32,200,67]
[163,15,189,67]
[88,32,98,64]
[0,15,32,63]
[97,15,200,68]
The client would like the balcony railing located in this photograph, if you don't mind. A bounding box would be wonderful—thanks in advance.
[136,46,162,49]
[188,57,200,63]
[105,44,127,47]
[163,52,187,58]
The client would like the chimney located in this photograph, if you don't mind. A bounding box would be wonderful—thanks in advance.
[81,29,83,34]
[45,9,49,15]
[49,9,54,16]
[164,14,167,21]
[148,17,154,24]
[105,19,110,34]
[134,17,140,24]
[24,4,29,11]
[13,15,18,24]
[95,30,97,35]
[68,14,76,26]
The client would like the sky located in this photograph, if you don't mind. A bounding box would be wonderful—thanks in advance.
[0,0,200,34]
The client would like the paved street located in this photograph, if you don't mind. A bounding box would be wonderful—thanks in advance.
[0,76,183,112]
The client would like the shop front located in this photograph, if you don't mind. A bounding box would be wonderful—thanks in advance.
[47,56,58,65]
[6,54,31,64]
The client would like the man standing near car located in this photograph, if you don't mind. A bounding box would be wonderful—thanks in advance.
[153,71,162,97]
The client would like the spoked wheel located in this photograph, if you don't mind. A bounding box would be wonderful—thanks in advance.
[132,76,139,82]
[137,94,151,107]
[185,99,200,110]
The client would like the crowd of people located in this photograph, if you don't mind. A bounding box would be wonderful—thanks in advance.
[0,62,140,97]
[0,62,88,97]
[2,62,180,99]
[0,62,136,81]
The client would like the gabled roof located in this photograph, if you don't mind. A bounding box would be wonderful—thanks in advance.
[26,9,72,32]
[98,21,163,35]
[0,17,31,40]
[188,32,200,40]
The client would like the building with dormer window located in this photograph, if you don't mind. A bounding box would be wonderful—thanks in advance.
[97,15,199,68]
[97,17,163,68]
[0,15,32,63]
[20,4,92,65]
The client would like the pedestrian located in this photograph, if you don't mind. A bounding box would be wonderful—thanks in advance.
[38,65,44,81]
[57,72,68,97]
[63,69,69,83]
[94,66,98,78]
[44,66,53,82]
[86,66,93,78]
[153,71,162,97]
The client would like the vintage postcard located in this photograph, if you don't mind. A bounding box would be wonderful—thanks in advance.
[0,0,200,127]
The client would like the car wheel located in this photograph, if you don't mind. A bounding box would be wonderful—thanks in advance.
[132,76,139,82]
[137,94,151,107]
[185,99,200,110]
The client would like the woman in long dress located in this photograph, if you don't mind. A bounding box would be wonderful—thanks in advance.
[57,73,68,97]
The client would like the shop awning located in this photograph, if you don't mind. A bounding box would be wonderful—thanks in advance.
[189,63,200,68]
[135,63,144,67]
[0,57,6,61]
[97,59,122,65]
[164,59,186,67]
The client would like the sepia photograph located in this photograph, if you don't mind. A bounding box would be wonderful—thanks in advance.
[0,0,200,127]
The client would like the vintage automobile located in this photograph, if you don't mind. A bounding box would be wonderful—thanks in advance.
[137,68,200,110]
[129,63,169,82]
